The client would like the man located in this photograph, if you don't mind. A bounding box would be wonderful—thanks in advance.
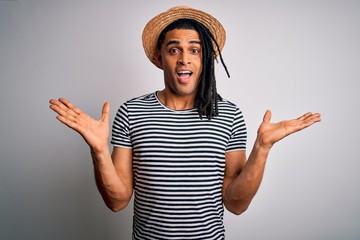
[49,6,321,240]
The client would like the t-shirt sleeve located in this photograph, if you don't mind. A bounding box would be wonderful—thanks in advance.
[226,107,247,152]
[111,103,132,148]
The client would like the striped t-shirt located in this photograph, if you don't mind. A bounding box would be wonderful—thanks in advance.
[111,92,247,240]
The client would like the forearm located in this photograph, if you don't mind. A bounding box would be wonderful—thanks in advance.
[91,148,132,212]
[225,139,270,215]
[224,110,321,215]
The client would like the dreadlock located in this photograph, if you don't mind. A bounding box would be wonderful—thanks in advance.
[157,19,230,119]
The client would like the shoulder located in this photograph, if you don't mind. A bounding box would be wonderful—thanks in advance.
[125,92,157,104]
[114,92,156,114]
[218,97,243,112]
[118,92,158,109]
[117,92,163,115]
[216,97,246,123]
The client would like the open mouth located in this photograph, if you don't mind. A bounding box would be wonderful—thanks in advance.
[177,70,193,78]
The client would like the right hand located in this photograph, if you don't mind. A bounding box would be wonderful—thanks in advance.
[49,98,110,153]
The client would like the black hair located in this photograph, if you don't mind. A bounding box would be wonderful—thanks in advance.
[157,19,230,119]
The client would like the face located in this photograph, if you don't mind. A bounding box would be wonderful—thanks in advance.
[155,29,203,99]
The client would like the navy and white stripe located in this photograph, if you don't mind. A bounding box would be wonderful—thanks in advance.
[111,92,246,240]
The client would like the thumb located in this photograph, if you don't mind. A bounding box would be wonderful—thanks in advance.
[100,102,110,122]
[262,110,272,123]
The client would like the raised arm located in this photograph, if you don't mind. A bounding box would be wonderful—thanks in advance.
[49,98,133,211]
[223,110,321,215]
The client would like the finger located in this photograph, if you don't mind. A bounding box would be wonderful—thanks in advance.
[56,114,79,131]
[295,113,321,131]
[262,110,272,123]
[49,99,80,123]
[296,112,313,121]
[100,102,110,123]
[313,113,321,122]
[49,99,67,115]
[49,98,67,110]
[50,105,78,125]
[49,98,72,115]
[56,98,83,121]
[58,98,82,115]
[299,112,321,124]
[51,101,77,119]
[303,113,321,125]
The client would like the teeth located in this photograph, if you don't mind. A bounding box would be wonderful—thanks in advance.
[178,71,191,74]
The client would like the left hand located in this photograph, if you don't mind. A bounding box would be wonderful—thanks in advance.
[257,110,321,149]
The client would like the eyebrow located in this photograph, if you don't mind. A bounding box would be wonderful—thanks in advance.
[166,40,201,46]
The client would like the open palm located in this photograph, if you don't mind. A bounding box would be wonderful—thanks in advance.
[257,110,321,149]
[49,98,110,153]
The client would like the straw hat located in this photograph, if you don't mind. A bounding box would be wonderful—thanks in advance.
[142,6,226,66]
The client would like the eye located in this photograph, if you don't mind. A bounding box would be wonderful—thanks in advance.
[191,48,200,54]
[169,48,180,55]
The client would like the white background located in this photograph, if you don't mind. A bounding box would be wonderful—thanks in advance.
[0,0,359,239]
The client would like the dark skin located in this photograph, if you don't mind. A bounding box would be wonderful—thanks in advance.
[49,28,321,214]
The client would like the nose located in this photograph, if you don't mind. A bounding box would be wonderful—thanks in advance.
[178,52,190,65]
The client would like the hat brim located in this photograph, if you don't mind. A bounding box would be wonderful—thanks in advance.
[142,6,226,66]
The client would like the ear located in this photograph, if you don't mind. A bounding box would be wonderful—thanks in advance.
[153,50,163,69]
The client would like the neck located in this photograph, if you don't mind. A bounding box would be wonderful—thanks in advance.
[157,90,195,111]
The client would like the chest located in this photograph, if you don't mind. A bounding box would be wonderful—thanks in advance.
[128,112,233,154]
